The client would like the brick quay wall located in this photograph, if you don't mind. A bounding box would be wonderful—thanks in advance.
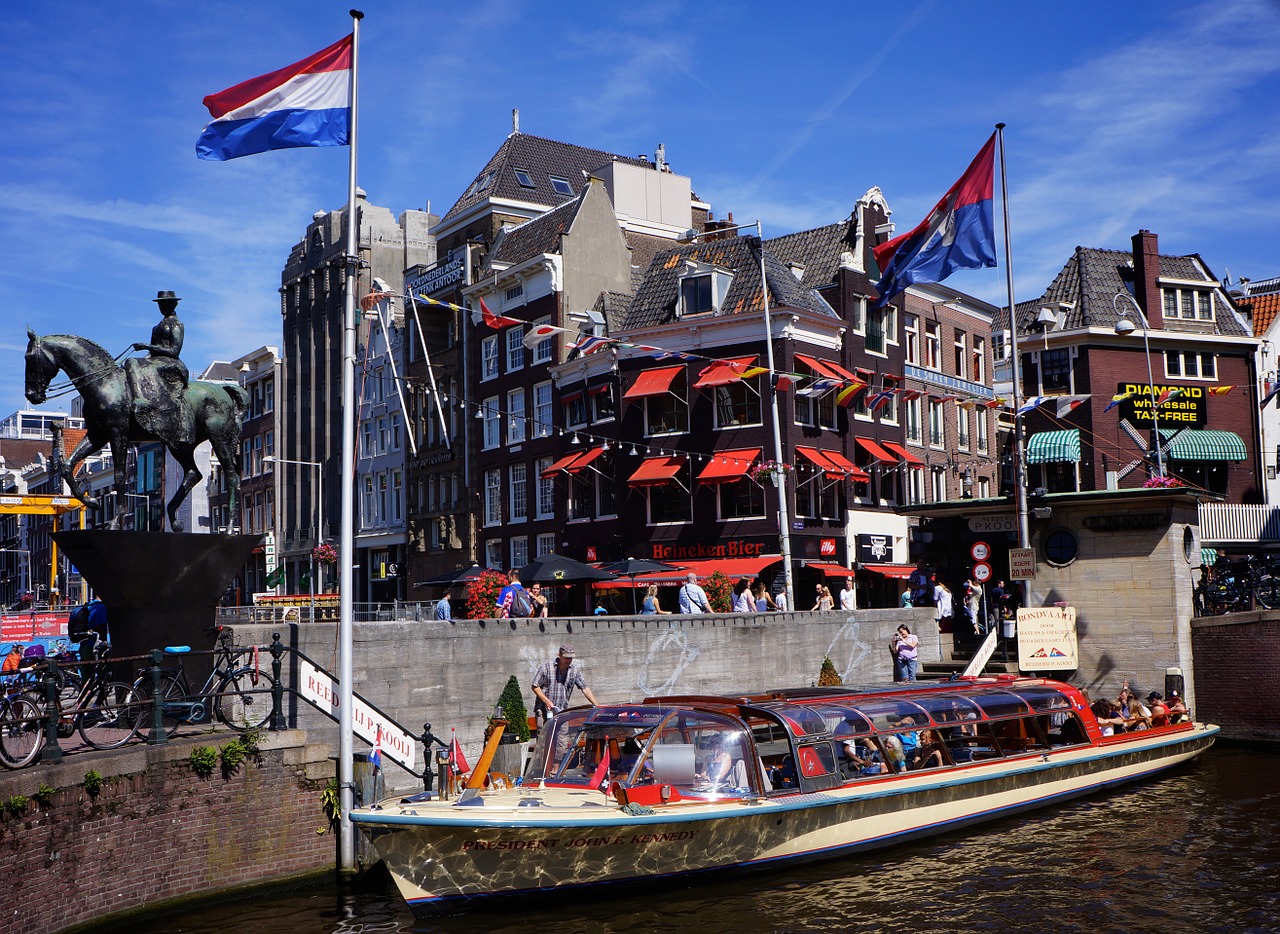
[1191,611,1280,741]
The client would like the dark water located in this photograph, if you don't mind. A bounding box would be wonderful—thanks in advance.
[115,744,1279,934]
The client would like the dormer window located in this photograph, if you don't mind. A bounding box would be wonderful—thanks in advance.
[1161,286,1214,321]
[676,261,733,317]
[549,176,573,196]
[514,168,534,188]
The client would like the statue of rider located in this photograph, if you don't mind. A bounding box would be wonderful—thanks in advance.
[124,290,193,444]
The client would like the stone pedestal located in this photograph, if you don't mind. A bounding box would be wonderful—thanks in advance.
[54,530,259,687]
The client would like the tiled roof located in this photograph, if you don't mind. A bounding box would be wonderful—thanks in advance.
[486,195,582,268]
[998,245,1248,338]
[443,133,652,222]
[764,219,858,291]
[623,237,837,330]
[1240,275,1280,296]
[1242,291,1280,337]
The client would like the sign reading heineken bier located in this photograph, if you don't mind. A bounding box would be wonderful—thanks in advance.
[1117,382,1205,428]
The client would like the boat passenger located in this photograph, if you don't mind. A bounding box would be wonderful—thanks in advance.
[839,738,885,776]
[896,716,921,765]
[1090,699,1126,736]
[696,739,734,786]
[1147,692,1171,727]
[1166,690,1188,723]
[912,729,947,770]
[1121,696,1151,731]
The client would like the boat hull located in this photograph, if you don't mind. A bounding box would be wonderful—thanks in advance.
[354,723,1217,914]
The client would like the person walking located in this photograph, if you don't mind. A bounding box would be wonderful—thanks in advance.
[731,578,755,613]
[531,644,600,721]
[811,584,834,611]
[678,573,712,614]
[434,591,452,621]
[838,577,857,611]
[497,570,528,618]
[891,624,920,682]
[641,584,671,615]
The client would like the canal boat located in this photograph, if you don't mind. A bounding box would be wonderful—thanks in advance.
[351,674,1217,914]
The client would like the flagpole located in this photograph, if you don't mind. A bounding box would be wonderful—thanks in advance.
[996,123,1031,551]
[338,7,363,874]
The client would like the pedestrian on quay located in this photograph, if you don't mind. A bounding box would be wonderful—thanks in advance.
[531,644,600,721]
[891,624,919,682]
[839,576,857,611]
[678,572,712,614]
[434,591,452,620]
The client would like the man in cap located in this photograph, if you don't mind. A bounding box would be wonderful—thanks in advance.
[531,644,599,721]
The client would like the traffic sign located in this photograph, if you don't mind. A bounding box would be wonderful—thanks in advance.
[972,561,992,583]
[970,541,991,562]
[1009,548,1037,580]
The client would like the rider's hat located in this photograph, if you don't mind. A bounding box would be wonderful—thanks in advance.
[153,290,181,303]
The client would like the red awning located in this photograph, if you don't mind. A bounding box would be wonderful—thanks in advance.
[863,563,914,579]
[882,441,924,465]
[855,437,899,464]
[541,451,588,478]
[796,446,870,482]
[825,360,864,383]
[593,555,782,588]
[564,446,606,473]
[693,356,759,389]
[794,353,843,381]
[807,562,858,577]
[697,448,760,484]
[623,366,684,399]
[627,455,686,487]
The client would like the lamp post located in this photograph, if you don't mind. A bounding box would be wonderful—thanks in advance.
[1113,290,1165,478]
[679,220,795,607]
[264,455,324,620]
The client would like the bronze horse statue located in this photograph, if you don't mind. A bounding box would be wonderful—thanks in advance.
[24,329,248,533]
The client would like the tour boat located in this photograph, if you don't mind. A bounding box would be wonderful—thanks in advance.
[351,674,1217,914]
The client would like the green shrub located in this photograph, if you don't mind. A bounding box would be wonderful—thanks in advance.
[5,795,29,817]
[189,746,218,777]
[818,656,842,686]
[33,784,55,807]
[495,675,531,742]
[317,778,340,834]
[219,738,248,775]
[83,770,104,797]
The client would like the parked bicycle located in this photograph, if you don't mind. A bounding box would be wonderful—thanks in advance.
[133,626,272,733]
[0,643,142,767]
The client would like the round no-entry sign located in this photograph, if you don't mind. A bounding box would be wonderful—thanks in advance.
[972,562,993,583]
[970,541,991,562]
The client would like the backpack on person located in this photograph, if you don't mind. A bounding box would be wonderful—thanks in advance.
[68,603,91,641]
[511,587,535,618]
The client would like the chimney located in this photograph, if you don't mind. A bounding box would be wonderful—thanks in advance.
[511,108,520,136]
[1132,230,1163,328]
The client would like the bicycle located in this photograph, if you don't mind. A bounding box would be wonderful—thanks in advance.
[133,626,272,733]
[3,644,143,764]
[0,682,43,768]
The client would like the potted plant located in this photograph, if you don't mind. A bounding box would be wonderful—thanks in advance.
[704,571,734,613]
[489,675,532,778]
[817,656,842,686]
[465,570,508,619]
[748,460,795,486]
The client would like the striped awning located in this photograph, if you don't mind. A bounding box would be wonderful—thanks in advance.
[1161,429,1247,462]
[1026,429,1081,464]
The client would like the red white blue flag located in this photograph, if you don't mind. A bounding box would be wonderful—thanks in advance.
[872,134,997,307]
[197,35,352,161]
[370,725,383,772]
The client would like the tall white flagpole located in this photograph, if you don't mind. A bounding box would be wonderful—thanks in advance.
[338,7,363,874]
[996,123,1030,553]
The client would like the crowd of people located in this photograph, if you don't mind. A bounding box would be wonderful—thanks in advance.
[1089,680,1189,735]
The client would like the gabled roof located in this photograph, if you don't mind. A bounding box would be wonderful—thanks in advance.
[486,195,583,268]
[764,218,858,291]
[443,133,651,223]
[1241,291,1280,338]
[623,236,838,330]
[1000,245,1248,338]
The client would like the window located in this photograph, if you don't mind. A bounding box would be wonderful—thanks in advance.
[976,408,989,453]
[878,376,899,424]
[957,404,971,451]
[925,321,941,370]
[796,472,841,519]
[713,377,762,428]
[391,470,403,522]
[1162,287,1215,321]
[511,536,529,569]
[1039,349,1071,392]
[718,479,765,520]
[514,169,534,188]
[482,397,500,449]
[508,388,526,444]
[905,396,923,444]
[263,377,274,412]
[532,317,554,364]
[484,468,502,526]
[645,374,689,435]
[567,468,596,521]
[992,329,1011,362]
[1043,528,1079,566]
[549,176,573,196]
[796,389,836,430]
[929,399,946,447]
[485,540,503,570]
[506,327,525,371]
[536,533,555,557]
[953,331,967,378]
[866,304,887,355]
[533,381,553,437]
[681,275,713,316]
[563,392,589,428]
[510,464,527,522]
[972,335,986,383]
[505,283,524,302]
[1165,351,1216,380]
[535,457,554,519]
[481,335,499,380]
[591,385,615,423]
[648,484,692,524]
[904,314,920,365]
[931,467,948,502]
[362,476,374,526]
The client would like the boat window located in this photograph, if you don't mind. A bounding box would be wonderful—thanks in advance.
[810,704,874,737]
[638,712,758,798]
[990,716,1050,753]
[797,742,837,778]
[969,691,1033,719]
[525,708,595,782]
[855,699,933,731]
[914,693,984,725]
[1011,687,1074,713]
[1044,712,1088,747]
[767,704,829,737]
[941,721,1003,763]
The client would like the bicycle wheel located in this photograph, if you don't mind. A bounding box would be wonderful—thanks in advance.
[214,666,273,731]
[133,672,187,734]
[78,682,143,750]
[0,696,44,769]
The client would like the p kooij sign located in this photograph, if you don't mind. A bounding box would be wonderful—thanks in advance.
[298,655,418,772]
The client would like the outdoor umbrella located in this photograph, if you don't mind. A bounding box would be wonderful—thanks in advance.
[413,563,486,587]
[517,553,616,584]
[596,557,683,612]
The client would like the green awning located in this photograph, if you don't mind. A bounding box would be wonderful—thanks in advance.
[1159,429,1247,461]
[1026,429,1081,464]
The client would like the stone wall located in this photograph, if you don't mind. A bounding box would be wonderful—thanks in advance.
[1191,610,1280,740]
[0,731,334,934]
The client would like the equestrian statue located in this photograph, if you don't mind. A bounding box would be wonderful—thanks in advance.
[24,291,248,533]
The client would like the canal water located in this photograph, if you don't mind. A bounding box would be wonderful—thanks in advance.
[112,744,1278,934]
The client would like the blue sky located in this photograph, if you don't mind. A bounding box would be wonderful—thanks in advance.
[4,0,1280,417]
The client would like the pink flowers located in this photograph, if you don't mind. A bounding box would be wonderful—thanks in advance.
[1142,476,1184,489]
[312,543,338,564]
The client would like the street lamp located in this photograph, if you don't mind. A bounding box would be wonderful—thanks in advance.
[1113,290,1165,477]
[264,455,324,620]
[679,220,795,607]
